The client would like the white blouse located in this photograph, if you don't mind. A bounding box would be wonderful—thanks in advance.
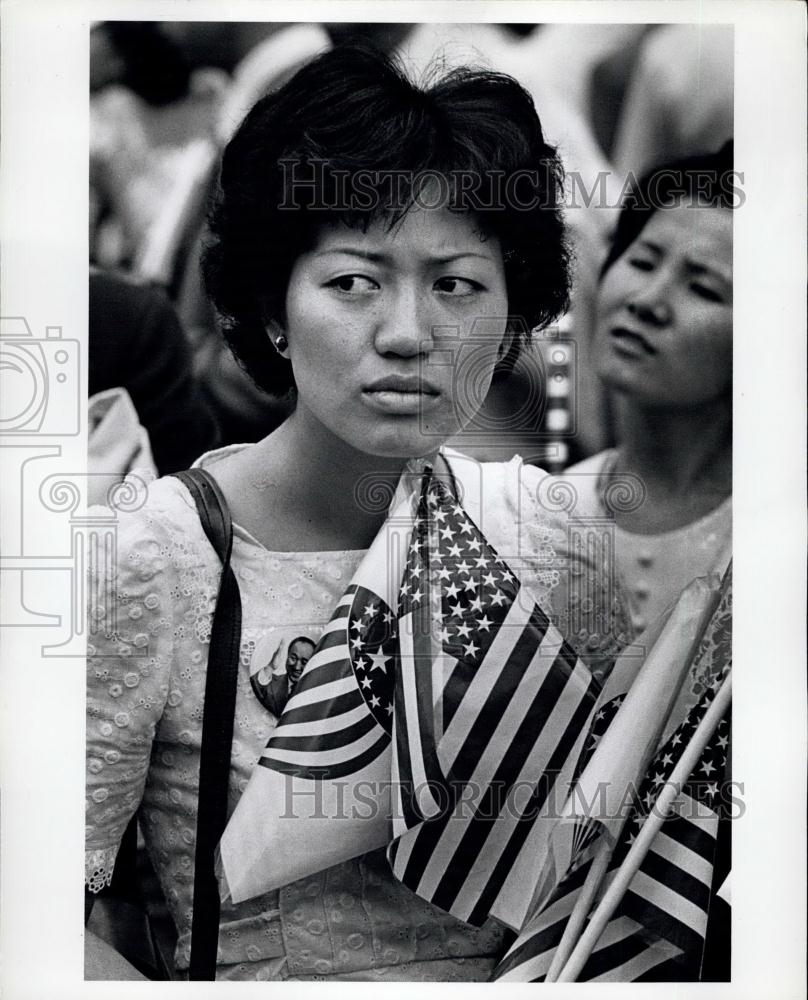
[564,449,732,633]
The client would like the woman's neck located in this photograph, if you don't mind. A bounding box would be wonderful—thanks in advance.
[217,407,422,552]
[608,395,732,532]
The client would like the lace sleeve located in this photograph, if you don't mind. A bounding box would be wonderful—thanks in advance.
[514,462,634,682]
[85,501,174,892]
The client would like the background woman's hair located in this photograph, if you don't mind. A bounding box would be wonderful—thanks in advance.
[202,44,571,396]
[601,140,736,277]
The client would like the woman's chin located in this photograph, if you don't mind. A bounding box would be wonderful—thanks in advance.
[351,424,452,461]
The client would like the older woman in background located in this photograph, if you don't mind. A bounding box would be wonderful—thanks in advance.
[566,144,733,635]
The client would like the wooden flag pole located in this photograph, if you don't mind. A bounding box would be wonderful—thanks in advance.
[545,839,612,981]
[556,670,732,983]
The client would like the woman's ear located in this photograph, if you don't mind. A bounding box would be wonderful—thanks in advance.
[266,320,290,358]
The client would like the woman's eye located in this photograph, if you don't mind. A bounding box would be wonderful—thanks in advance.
[434,276,483,295]
[326,275,378,293]
[628,257,654,272]
[690,283,725,304]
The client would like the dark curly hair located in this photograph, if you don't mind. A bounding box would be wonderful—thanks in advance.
[202,44,572,397]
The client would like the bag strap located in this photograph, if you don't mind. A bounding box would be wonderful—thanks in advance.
[171,468,242,981]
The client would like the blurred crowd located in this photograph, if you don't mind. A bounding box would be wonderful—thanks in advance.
[89,20,733,476]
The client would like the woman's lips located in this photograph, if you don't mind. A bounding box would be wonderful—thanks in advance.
[362,376,441,415]
[609,326,656,357]
[362,388,441,415]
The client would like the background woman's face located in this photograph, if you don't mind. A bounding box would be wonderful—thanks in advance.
[279,206,509,458]
[595,206,732,408]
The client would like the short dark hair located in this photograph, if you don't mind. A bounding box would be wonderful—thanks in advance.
[289,636,315,650]
[202,44,571,397]
[601,141,736,277]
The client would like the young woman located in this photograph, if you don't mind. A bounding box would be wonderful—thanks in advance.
[85,46,628,981]
[566,145,733,637]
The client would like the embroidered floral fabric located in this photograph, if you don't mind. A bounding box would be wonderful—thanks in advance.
[85,447,630,979]
[566,449,732,637]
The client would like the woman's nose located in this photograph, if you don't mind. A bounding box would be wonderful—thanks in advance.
[626,271,673,326]
[374,286,434,357]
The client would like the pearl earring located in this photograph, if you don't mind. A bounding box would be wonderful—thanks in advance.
[273,334,288,354]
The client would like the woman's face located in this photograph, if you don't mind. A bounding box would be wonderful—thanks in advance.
[278,206,510,458]
[595,206,732,408]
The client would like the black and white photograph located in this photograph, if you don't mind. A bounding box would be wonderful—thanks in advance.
[0,2,805,995]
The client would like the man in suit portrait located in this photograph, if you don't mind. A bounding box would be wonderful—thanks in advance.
[250,636,315,718]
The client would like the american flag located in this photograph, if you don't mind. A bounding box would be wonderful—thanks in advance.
[257,582,397,780]
[220,466,604,916]
[387,474,602,929]
[492,610,732,982]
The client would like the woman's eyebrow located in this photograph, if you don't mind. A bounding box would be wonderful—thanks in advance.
[314,248,496,264]
[428,251,496,265]
[313,247,387,262]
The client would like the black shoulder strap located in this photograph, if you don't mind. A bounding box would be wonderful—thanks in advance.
[171,468,241,981]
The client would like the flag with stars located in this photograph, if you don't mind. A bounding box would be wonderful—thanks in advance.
[217,470,418,902]
[385,475,601,931]
[218,462,605,914]
[491,567,732,982]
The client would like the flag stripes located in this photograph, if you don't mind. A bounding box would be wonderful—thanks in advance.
[492,859,680,982]
[437,598,536,772]
[393,476,458,826]
[652,828,714,887]
[462,667,599,925]
[394,613,444,825]
[490,678,731,981]
[583,927,679,981]
[260,724,388,778]
[384,472,606,928]
[256,580,393,779]
[389,621,599,924]
[268,705,379,748]
[272,685,363,727]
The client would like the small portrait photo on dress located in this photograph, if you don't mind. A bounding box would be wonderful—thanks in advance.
[249,630,317,718]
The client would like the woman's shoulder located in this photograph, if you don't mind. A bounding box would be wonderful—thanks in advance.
[564,449,614,477]
[90,469,198,531]
[87,468,216,577]
[558,449,615,517]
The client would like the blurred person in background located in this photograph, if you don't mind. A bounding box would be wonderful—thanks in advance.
[89,269,219,477]
[564,144,733,636]
[90,22,228,269]
[611,24,733,180]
